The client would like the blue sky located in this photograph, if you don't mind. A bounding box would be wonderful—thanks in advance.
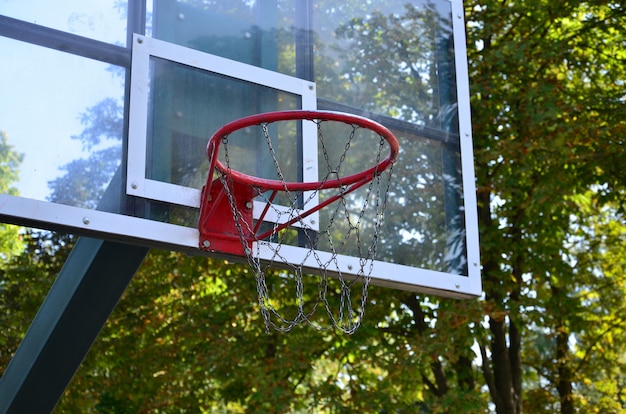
[0,1,126,199]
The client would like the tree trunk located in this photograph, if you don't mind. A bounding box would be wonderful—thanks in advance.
[489,317,521,414]
[556,329,575,414]
[553,284,575,414]
[478,191,522,414]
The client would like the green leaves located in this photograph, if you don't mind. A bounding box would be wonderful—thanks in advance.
[0,131,24,262]
[467,0,626,411]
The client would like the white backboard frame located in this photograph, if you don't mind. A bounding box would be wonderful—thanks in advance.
[126,34,319,228]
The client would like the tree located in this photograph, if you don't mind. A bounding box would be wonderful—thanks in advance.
[2,1,626,412]
[467,1,626,412]
[0,231,73,370]
[47,98,124,209]
[0,131,24,263]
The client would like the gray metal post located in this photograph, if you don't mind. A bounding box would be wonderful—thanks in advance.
[0,238,148,413]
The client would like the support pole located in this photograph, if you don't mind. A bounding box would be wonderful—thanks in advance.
[0,238,148,413]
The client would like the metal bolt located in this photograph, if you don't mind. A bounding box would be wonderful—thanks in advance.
[473,262,479,267]
[457,13,462,19]
[131,182,138,189]
[308,84,314,90]
[202,240,210,248]
[82,217,90,225]
[347,264,354,271]
[310,219,316,225]
[245,201,253,209]
[137,37,143,44]
[455,283,461,289]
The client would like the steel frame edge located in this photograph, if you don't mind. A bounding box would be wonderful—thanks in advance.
[0,194,481,298]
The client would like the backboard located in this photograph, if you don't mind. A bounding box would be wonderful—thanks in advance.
[0,0,480,298]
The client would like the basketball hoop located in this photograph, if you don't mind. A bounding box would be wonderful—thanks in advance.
[198,110,399,333]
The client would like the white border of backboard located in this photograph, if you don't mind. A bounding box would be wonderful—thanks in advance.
[451,0,482,295]
[126,35,318,227]
[0,192,478,298]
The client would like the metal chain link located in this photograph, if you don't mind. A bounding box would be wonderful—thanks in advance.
[215,118,394,334]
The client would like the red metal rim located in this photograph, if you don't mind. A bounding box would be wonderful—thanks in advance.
[206,110,400,192]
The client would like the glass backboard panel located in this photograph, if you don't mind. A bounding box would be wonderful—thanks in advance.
[313,0,458,130]
[311,0,467,275]
[150,0,296,75]
[0,0,480,297]
[0,1,127,45]
[0,36,125,209]
[146,57,302,190]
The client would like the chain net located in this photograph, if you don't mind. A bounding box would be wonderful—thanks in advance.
[213,115,394,334]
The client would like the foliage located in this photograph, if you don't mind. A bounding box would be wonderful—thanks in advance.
[0,131,22,196]
[55,249,489,413]
[467,0,626,412]
[0,231,73,366]
[0,131,24,263]
[47,98,124,209]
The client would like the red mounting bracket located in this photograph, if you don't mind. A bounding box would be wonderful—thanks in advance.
[198,178,256,256]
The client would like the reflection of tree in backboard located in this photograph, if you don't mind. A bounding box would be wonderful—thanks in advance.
[47,98,123,209]
[379,135,450,269]
[315,1,454,128]
[315,127,454,272]
[313,1,463,273]
[43,0,465,274]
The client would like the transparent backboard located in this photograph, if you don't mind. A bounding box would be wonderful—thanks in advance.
[0,0,480,298]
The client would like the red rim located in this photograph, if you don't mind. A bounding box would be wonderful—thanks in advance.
[206,110,399,192]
